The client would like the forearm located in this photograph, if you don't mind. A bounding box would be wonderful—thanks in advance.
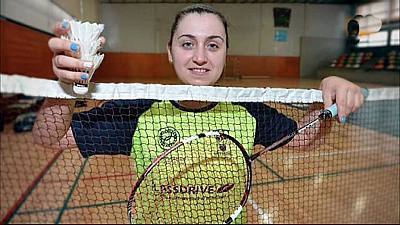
[32,98,77,148]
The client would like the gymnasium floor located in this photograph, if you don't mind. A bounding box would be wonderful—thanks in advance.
[1,77,399,224]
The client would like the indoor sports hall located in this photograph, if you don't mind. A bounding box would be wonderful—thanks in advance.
[0,0,399,224]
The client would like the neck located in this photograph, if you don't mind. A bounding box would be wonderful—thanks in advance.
[177,101,212,109]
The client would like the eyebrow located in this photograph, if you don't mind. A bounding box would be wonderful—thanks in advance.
[178,34,225,42]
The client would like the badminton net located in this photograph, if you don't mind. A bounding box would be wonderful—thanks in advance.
[0,74,399,224]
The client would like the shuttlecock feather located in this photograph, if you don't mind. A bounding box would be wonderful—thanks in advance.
[61,20,104,81]
[61,20,104,94]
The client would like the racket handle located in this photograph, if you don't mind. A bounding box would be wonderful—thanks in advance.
[325,104,338,118]
[361,88,369,99]
[320,88,369,119]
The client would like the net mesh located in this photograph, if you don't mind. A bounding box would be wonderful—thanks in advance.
[130,133,249,224]
[0,74,399,224]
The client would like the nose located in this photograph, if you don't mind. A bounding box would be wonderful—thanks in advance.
[192,47,207,66]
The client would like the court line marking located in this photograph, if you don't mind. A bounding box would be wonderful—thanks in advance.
[255,158,285,181]
[54,158,88,224]
[275,147,400,160]
[15,200,127,216]
[13,162,399,217]
[0,148,64,224]
[248,196,273,224]
[41,172,136,184]
[253,162,399,186]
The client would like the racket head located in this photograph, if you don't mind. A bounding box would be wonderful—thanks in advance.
[127,131,252,224]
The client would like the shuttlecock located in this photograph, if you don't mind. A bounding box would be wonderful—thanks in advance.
[61,19,104,95]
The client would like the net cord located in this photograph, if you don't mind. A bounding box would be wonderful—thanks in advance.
[1,74,399,102]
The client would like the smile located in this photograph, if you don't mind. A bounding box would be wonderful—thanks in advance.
[189,68,210,74]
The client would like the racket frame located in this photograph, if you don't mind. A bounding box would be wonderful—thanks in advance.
[127,131,253,224]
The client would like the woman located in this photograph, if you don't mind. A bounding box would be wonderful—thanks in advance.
[33,4,364,223]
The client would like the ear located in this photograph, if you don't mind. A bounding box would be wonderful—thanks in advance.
[167,44,173,64]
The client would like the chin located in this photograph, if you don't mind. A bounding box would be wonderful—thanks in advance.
[177,70,221,86]
[188,79,216,86]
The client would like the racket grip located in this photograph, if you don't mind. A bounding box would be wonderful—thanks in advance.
[320,88,369,119]
[361,88,369,99]
[325,104,338,117]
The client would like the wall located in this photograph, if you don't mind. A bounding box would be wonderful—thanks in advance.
[0,19,54,79]
[0,2,351,81]
[100,3,350,79]
[101,3,306,56]
[300,37,346,78]
[0,0,73,78]
[0,0,72,34]
[99,3,307,79]
[300,4,351,77]
[52,0,101,23]
[100,3,351,56]
[94,53,299,82]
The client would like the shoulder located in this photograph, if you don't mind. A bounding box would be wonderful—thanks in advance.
[233,102,296,125]
[72,99,159,122]
[233,102,276,117]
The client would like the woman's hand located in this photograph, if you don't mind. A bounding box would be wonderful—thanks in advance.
[320,76,365,123]
[48,20,106,84]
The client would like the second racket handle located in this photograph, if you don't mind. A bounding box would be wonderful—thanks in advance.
[325,104,338,117]
[324,88,369,118]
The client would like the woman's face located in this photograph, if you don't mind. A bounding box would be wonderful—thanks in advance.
[168,13,227,86]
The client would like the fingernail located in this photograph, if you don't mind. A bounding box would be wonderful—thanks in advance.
[340,116,347,124]
[70,42,79,52]
[62,20,69,29]
[83,62,93,69]
[81,73,89,80]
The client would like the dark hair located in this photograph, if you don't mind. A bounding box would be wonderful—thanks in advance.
[168,4,229,48]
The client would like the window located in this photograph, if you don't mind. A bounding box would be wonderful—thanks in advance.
[390,29,399,46]
[391,0,399,21]
[358,31,388,47]
[356,0,399,22]
[355,0,399,48]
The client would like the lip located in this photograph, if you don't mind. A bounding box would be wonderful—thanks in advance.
[188,68,210,75]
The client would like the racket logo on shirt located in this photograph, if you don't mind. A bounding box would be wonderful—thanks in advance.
[158,127,180,149]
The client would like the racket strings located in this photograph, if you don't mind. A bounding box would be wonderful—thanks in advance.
[131,136,248,224]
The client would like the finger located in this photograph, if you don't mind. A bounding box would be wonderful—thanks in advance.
[48,38,81,58]
[336,89,348,123]
[53,55,93,71]
[53,20,70,37]
[346,90,358,112]
[352,94,362,113]
[353,88,364,112]
[322,90,334,110]
[53,62,89,84]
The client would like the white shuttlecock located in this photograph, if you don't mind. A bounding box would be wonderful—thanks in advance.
[61,19,104,95]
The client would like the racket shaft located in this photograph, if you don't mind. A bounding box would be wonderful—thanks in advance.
[250,88,369,161]
[250,108,331,161]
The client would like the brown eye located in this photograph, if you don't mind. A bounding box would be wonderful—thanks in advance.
[182,42,194,49]
[207,43,219,51]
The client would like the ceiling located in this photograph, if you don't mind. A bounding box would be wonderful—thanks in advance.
[100,0,377,4]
